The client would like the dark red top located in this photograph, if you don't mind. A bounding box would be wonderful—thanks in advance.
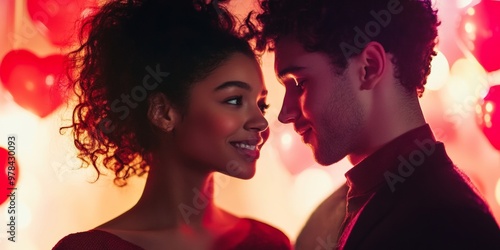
[53,218,291,250]
[337,124,500,249]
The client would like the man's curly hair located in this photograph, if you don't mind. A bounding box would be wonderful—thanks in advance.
[245,0,440,97]
[61,0,254,186]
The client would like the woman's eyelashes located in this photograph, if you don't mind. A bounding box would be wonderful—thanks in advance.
[259,102,270,114]
[224,96,270,114]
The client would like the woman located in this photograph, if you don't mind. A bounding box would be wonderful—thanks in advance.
[53,0,291,249]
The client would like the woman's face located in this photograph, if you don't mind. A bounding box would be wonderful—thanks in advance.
[172,52,269,179]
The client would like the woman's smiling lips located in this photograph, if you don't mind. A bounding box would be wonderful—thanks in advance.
[230,140,262,162]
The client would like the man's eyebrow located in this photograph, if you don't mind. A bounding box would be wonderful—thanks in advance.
[214,81,251,91]
[277,66,306,79]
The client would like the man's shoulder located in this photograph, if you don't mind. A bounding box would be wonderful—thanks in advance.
[377,160,500,248]
[403,158,491,211]
[52,230,143,250]
[390,156,494,217]
[362,186,500,249]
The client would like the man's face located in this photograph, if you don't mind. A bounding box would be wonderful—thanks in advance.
[274,37,366,165]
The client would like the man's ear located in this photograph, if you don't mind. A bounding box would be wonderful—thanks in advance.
[358,41,386,90]
[147,93,179,132]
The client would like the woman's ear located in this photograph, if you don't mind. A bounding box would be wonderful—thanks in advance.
[147,93,179,132]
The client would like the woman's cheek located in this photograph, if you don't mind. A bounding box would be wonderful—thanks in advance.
[207,114,240,136]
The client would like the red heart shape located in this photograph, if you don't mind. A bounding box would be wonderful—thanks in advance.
[27,0,97,46]
[476,84,500,151]
[457,0,500,72]
[0,50,67,118]
[0,146,19,206]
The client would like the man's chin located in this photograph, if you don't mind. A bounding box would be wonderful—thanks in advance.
[313,151,346,166]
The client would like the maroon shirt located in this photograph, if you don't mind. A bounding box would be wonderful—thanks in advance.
[337,124,500,249]
[53,218,291,250]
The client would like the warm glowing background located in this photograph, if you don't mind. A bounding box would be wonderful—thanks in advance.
[1,0,500,249]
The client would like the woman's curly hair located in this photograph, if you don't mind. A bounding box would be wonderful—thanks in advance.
[245,0,440,97]
[61,0,254,186]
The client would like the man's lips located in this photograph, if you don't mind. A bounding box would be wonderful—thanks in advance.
[295,127,313,143]
[295,127,311,136]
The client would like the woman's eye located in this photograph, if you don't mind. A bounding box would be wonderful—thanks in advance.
[226,96,242,105]
[225,96,269,115]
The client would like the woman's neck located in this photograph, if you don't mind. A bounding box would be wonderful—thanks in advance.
[134,154,224,230]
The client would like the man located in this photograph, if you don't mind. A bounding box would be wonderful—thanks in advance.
[248,0,500,249]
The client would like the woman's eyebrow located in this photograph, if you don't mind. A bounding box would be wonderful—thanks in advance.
[214,81,251,91]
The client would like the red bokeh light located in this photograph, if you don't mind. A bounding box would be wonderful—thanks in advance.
[457,0,500,72]
[477,84,500,150]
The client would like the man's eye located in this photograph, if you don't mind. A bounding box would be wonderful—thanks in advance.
[292,77,305,90]
[296,80,305,90]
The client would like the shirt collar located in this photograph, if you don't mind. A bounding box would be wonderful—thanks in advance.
[345,124,436,197]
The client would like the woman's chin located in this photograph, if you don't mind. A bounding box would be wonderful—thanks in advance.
[220,161,256,180]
